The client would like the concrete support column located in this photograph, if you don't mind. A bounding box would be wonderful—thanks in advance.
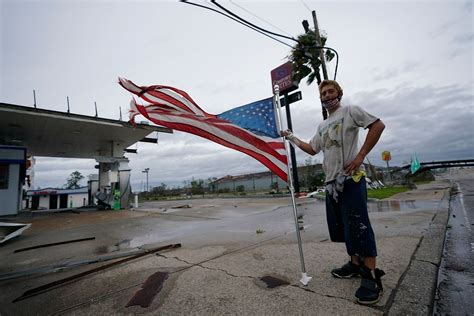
[118,159,131,208]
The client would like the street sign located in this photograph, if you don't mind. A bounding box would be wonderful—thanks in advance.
[382,151,391,161]
[280,91,302,107]
[271,62,298,95]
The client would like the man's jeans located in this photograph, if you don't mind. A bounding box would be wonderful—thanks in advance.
[325,177,377,257]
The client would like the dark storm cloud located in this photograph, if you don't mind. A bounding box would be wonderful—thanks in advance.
[351,83,474,165]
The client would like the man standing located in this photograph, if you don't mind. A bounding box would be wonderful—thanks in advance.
[282,80,386,305]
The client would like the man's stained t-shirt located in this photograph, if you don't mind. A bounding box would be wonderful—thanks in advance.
[309,105,379,183]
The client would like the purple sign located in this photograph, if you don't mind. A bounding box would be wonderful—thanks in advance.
[270,62,298,94]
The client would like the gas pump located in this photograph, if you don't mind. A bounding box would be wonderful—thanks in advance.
[95,157,131,210]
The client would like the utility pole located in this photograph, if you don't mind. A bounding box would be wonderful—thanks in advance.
[312,10,328,81]
[304,11,329,120]
[312,10,329,121]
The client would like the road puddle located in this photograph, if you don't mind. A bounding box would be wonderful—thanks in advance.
[95,239,131,254]
[368,200,440,212]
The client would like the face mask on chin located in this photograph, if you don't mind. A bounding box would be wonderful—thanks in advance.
[321,96,341,111]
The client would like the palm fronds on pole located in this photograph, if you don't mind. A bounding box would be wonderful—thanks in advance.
[288,30,335,86]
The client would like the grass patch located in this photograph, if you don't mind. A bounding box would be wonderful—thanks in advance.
[367,186,410,200]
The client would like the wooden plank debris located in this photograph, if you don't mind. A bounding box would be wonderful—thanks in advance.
[12,243,181,303]
[14,237,96,253]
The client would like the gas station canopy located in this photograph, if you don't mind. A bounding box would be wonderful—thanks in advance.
[0,102,172,158]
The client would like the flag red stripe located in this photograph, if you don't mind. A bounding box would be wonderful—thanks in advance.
[120,79,209,116]
[143,90,204,115]
[268,142,285,150]
[145,107,287,165]
[144,84,206,114]
[164,120,288,181]
[144,108,288,166]
[134,105,288,181]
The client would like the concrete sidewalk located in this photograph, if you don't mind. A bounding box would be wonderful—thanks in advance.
[0,180,452,315]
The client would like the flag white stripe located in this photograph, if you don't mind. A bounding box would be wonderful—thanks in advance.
[211,122,286,156]
[159,89,206,116]
[120,78,204,115]
[120,78,141,94]
[145,111,288,174]
[208,120,286,157]
[138,91,185,113]
[120,78,185,113]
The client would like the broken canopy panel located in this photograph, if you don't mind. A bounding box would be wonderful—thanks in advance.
[0,222,31,244]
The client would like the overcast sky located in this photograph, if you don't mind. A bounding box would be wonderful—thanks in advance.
[1,0,473,190]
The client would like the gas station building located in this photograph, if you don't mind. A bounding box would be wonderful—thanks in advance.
[0,102,172,216]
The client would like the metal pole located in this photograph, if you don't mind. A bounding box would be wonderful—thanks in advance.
[283,94,300,193]
[386,160,392,182]
[33,90,37,108]
[273,85,312,286]
[67,96,70,113]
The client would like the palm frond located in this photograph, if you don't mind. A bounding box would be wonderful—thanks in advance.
[288,29,333,85]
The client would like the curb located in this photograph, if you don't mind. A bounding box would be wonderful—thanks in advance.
[386,186,451,315]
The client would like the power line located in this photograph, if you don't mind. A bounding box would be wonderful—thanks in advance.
[299,0,312,13]
[180,1,294,48]
[229,0,293,37]
[211,0,338,80]
[210,0,298,42]
[181,0,339,80]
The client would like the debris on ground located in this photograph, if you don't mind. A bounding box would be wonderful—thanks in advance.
[0,222,32,244]
[171,204,192,209]
[14,237,95,253]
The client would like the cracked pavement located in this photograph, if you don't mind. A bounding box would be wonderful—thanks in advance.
[0,177,458,315]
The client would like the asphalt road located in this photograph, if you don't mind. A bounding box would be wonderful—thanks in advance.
[434,170,474,315]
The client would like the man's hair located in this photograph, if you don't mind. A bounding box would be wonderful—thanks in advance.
[318,80,343,98]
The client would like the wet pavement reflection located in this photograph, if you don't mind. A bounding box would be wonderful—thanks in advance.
[126,271,169,308]
[368,200,441,212]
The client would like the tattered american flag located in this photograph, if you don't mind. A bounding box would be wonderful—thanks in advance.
[119,78,288,182]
